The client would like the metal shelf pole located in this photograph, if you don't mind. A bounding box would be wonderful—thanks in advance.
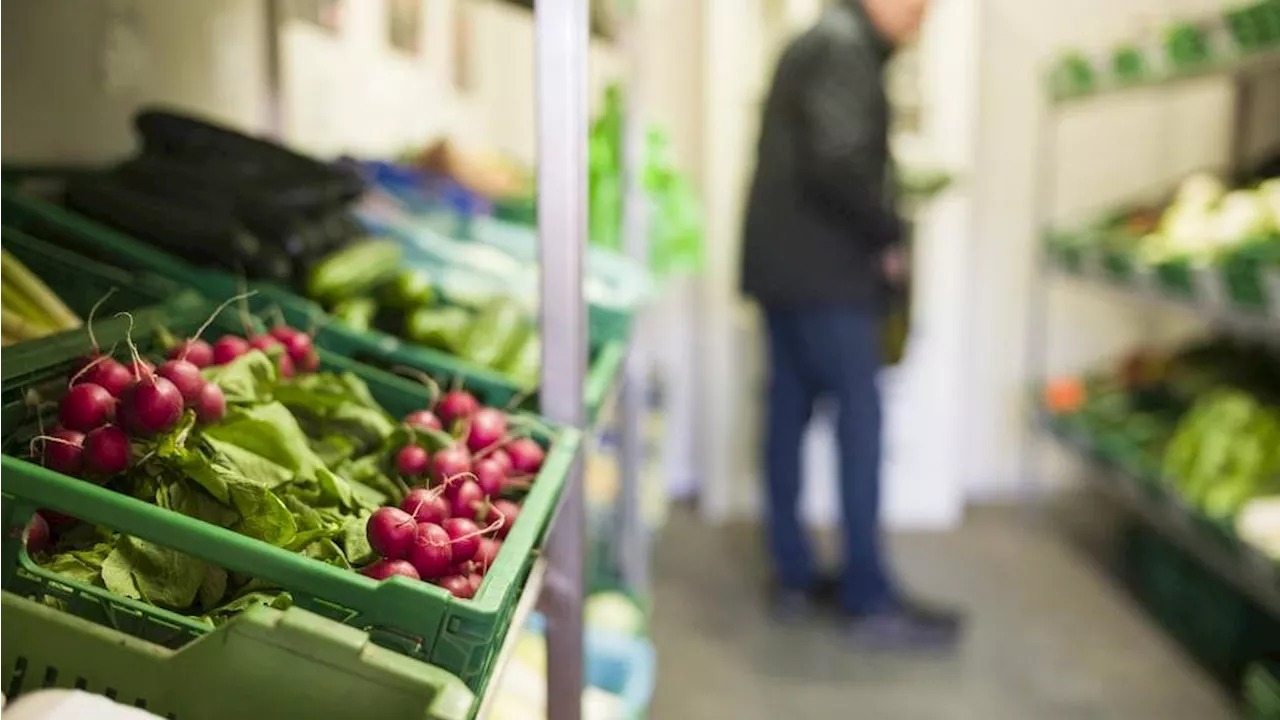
[535,0,590,718]
[617,9,651,598]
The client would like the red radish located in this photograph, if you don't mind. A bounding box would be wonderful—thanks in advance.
[276,352,296,379]
[465,408,508,453]
[83,425,130,477]
[76,357,133,398]
[269,325,300,343]
[121,376,184,436]
[212,336,250,365]
[473,456,506,497]
[443,517,481,563]
[361,558,420,581]
[39,510,75,528]
[396,445,430,478]
[449,480,484,519]
[437,390,479,425]
[468,572,484,594]
[366,507,418,559]
[170,339,214,368]
[128,359,156,382]
[195,383,227,425]
[486,499,520,539]
[506,438,545,475]
[157,359,206,406]
[437,574,474,599]
[24,514,50,555]
[41,427,85,476]
[297,350,320,373]
[403,409,443,432]
[281,332,314,364]
[488,448,513,475]
[408,522,453,578]
[475,537,501,570]
[430,446,472,485]
[400,488,450,525]
[249,335,281,353]
[58,383,115,432]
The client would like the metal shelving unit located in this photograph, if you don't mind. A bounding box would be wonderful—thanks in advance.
[1023,17,1280,619]
[1025,37,1280,498]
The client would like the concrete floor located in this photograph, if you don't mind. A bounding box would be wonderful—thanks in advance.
[649,505,1236,720]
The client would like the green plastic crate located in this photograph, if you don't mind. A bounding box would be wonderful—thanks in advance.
[1,185,625,424]
[2,226,183,328]
[1123,524,1280,686]
[1246,660,1280,719]
[1152,259,1198,301]
[1,592,474,720]
[0,301,581,695]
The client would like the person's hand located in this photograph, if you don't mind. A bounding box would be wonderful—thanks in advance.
[882,246,908,284]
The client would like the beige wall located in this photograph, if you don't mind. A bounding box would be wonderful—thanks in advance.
[1,0,622,164]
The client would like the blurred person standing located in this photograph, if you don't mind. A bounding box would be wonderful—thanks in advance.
[740,0,961,650]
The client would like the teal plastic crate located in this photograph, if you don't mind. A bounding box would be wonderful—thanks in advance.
[1,184,625,424]
[1,592,475,720]
[0,301,581,697]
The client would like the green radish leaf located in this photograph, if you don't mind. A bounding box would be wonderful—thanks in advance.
[202,349,278,405]
[42,542,113,586]
[199,565,229,612]
[229,484,297,547]
[198,591,293,627]
[204,402,328,482]
[341,512,375,567]
[113,537,206,610]
[299,538,351,570]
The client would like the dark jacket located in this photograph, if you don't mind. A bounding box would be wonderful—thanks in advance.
[740,1,900,308]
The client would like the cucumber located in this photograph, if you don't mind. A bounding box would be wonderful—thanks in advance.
[306,239,403,304]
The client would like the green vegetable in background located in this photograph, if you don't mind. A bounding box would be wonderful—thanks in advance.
[306,239,403,304]
[379,268,436,309]
[404,306,472,352]
[461,299,531,370]
[330,296,378,332]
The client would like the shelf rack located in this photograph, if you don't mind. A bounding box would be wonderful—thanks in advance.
[1024,18,1280,619]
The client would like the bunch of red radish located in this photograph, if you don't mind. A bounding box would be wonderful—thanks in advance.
[360,387,547,598]
[39,322,226,483]
[170,322,318,379]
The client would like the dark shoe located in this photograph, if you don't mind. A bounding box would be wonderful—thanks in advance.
[845,602,964,652]
[768,586,814,623]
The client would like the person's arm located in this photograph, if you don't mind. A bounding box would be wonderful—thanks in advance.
[797,32,902,252]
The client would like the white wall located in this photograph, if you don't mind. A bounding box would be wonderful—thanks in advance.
[2,0,621,165]
[2,0,270,162]
[962,0,1277,500]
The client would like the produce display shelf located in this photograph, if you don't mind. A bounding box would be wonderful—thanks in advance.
[1046,244,1280,339]
[1041,412,1280,617]
[1051,48,1280,106]
[472,557,547,720]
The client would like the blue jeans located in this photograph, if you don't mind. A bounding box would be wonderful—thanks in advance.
[762,306,893,614]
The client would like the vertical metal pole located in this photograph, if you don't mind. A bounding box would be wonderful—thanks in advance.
[262,0,286,140]
[618,13,651,598]
[536,0,589,719]
[1019,101,1057,518]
